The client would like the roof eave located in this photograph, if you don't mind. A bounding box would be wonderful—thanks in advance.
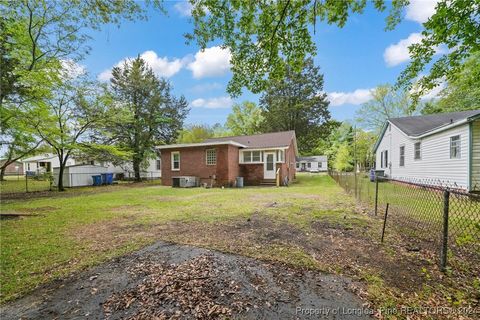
[156,140,247,150]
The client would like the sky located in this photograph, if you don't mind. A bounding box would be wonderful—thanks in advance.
[80,0,441,126]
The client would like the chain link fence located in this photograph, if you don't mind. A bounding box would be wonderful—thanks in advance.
[0,171,161,198]
[329,171,480,271]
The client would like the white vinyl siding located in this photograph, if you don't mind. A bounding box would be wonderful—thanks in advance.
[376,122,470,190]
[471,120,480,191]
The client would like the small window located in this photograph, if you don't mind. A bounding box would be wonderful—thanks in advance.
[243,151,252,162]
[318,162,322,168]
[171,151,180,171]
[414,142,421,160]
[276,150,284,162]
[206,149,216,165]
[399,146,405,167]
[296,163,300,168]
[252,151,261,162]
[450,135,461,159]
[385,150,388,168]
[156,159,161,170]
[307,162,311,168]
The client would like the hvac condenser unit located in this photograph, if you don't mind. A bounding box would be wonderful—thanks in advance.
[172,176,199,188]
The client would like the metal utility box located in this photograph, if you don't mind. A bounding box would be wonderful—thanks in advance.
[172,176,199,188]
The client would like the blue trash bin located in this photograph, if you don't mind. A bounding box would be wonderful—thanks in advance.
[92,175,102,186]
[101,173,107,185]
[106,173,114,185]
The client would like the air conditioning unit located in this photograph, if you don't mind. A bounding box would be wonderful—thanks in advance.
[172,176,199,188]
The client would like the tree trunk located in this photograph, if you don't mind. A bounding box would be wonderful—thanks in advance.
[0,166,6,181]
[57,163,65,191]
[133,158,141,182]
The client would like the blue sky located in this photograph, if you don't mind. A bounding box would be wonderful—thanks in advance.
[81,0,440,126]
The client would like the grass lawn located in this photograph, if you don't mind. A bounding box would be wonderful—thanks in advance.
[1,174,479,319]
[1,175,52,194]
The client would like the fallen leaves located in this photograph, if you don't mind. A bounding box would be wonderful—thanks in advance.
[103,255,247,319]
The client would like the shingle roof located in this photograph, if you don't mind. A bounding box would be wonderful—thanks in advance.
[204,130,296,148]
[297,156,327,162]
[389,110,480,137]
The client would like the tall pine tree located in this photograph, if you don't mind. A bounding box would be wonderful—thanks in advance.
[106,57,188,181]
[260,58,331,154]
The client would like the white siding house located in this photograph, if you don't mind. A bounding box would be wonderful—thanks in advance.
[22,153,75,174]
[373,110,480,192]
[296,156,328,172]
[22,153,161,179]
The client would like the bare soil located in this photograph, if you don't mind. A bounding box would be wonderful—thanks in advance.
[0,242,372,320]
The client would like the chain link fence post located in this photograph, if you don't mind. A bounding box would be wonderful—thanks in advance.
[441,189,450,272]
[381,203,390,243]
[25,174,28,193]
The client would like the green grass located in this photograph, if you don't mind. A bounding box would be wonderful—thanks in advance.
[1,176,52,194]
[0,173,355,303]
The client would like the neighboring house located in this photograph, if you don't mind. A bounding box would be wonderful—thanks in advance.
[22,153,161,179]
[157,131,298,187]
[373,110,480,192]
[0,159,24,176]
[22,153,75,174]
[296,156,328,172]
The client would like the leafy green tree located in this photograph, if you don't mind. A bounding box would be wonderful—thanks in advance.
[398,0,480,101]
[259,58,330,154]
[0,0,162,169]
[333,142,353,172]
[355,129,376,171]
[188,0,478,97]
[177,124,215,143]
[355,84,413,133]
[177,123,232,143]
[422,52,480,114]
[226,101,264,136]
[105,57,188,181]
[31,75,109,191]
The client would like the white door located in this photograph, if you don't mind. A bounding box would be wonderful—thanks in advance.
[264,152,276,179]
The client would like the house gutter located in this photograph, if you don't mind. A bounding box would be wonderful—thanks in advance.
[156,140,247,149]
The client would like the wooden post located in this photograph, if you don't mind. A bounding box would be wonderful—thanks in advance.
[441,190,450,272]
[381,203,389,243]
[374,177,379,216]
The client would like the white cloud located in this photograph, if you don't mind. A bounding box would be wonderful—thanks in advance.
[405,0,439,24]
[191,96,233,109]
[187,46,231,79]
[327,89,373,107]
[61,59,86,79]
[174,1,193,17]
[384,33,423,67]
[97,50,185,81]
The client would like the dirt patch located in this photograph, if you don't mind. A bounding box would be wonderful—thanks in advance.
[0,242,371,320]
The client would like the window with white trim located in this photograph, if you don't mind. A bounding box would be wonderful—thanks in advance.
[242,151,262,163]
[156,159,161,170]
[307,162,311,168]
[171,151,180,170]
[450,135,461,159]
[318,162,322,168]
[206,149,216,165]
[414,142,421,160]
[276,150,284,162]
[399,145,405,167]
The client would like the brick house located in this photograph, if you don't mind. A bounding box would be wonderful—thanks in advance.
[158,131,298,187]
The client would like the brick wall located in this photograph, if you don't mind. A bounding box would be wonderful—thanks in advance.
[160,137,297,187]
[161,145,237,186]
